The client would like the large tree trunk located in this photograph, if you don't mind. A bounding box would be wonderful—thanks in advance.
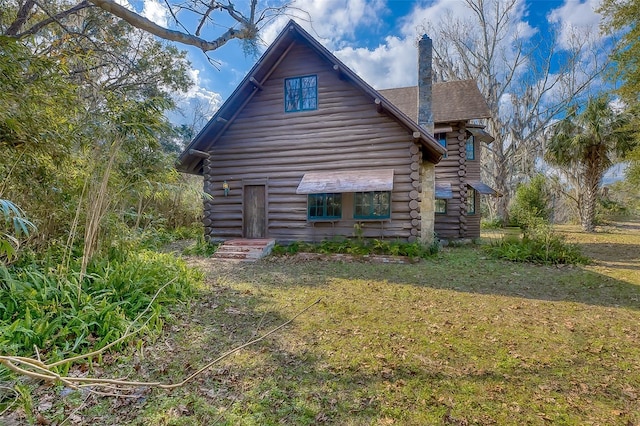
[580,185,597,232]
[492,154,510,224]
[580,167,601,232]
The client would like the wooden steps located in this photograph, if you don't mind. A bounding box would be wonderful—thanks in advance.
[212,239,276,262]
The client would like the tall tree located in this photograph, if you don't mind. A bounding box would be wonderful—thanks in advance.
[420,0,608,222]
[599,0,640,186]
[0,36,80,243]
[599,0,640,104]
[545,95,635,232]
[1,0,290,54]
[0,3,193,248]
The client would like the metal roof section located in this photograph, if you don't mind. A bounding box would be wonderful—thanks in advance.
[296,169,394,194]
[467,125,495,144]
[468,180,499,196]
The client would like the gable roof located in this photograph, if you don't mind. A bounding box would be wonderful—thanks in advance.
[177,20,445,175]
[379,80,492,124]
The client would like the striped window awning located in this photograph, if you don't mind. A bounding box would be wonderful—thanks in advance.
[296,169,394,194]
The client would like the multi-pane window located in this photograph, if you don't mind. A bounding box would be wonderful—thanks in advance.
[354,191,391,219]
[436,133,447,158]
[466,135,475,160]
[308,193,342,220]
[285,75,317,112]
[435,199,447,214]
[467,189,476,214]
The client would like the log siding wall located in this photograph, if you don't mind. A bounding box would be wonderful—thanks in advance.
[434,125,482,240]
[203,41,427,243]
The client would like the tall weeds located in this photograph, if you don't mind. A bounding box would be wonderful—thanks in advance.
[0,250,201,363]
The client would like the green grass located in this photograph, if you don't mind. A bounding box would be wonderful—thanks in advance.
[5,220,640,425]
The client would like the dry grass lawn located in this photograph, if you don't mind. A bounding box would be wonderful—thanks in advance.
[6,219,640,425]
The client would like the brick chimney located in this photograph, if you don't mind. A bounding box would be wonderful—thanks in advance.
[418,34,433,135]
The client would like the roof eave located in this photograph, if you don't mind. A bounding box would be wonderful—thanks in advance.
[177,23,303,175]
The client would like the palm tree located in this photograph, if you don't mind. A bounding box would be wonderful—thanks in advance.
[545,95,635,232]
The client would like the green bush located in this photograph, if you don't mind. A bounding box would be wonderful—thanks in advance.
[597,197,629,219]
[481,217,504,229]
[182,234,219,256]
[509,174,551,228]
[0,250,201,361]
[0,199,36,262]
[483,222,588,265]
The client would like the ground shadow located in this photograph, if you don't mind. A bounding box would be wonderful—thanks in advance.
[116,262,640,425]
[237,250,640,311]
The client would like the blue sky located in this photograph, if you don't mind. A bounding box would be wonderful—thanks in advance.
[145,0,607,126]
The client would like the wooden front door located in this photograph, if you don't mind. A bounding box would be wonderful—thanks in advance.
[243,185,266,238]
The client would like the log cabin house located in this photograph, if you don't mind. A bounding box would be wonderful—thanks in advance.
[380,81,497,241]
[177,20,495,243]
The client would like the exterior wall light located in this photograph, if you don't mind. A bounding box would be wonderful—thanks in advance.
[223,181,229,196]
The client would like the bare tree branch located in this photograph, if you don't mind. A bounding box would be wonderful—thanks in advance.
[162,0,191,36]
[15,1,92,38]
[88,0,254,52]
[0,291,321,395]
[422,0,609,222]
[5,0,37,35]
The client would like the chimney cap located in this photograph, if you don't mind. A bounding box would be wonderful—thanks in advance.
[421,34,431,41]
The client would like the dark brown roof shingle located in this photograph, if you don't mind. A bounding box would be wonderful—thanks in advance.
[379,80,491,123]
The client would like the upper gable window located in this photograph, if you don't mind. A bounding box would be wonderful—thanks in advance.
[285,75,317,112]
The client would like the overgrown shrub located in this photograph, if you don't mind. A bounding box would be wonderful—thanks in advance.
[509,174,551,228]
[481,217,504,229]
[0,199,36,262]
[182,234,219,256]
[0,250,201,361]
[597,196,629,219]
[272,238,439,259]
[484,221,588,265]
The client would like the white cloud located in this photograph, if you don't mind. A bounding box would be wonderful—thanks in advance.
[398,0,475,38]
[334,0,536,89]
[142,0,169,27]
[114,0,132,8]
[261,0,387,48]
[113,0,170,27]
[335,36,417,89]
[547,0,604,49]
[184,68,222,104]
[171,67,223,127]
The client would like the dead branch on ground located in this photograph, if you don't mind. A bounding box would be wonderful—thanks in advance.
[0,288,320,397]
